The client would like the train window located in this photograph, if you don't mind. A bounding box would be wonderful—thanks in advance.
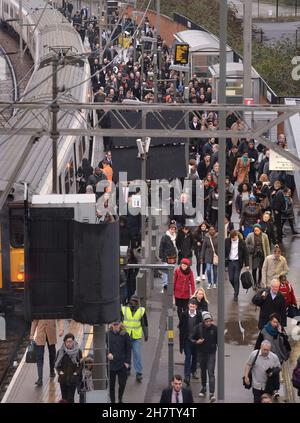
[9,209,24,248]
[79,140,83,164]
[82,137,86,154]
[4,3,9,14]
[10,5,13,18]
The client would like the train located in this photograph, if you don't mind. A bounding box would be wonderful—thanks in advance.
[0,0,92,295]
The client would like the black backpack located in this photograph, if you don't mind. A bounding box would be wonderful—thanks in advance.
[241,270,253,291]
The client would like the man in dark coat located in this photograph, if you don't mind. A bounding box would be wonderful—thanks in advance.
[225,229,250,301]
[252,278,286,329]
[178,300,202,386]
[160,374,194,403]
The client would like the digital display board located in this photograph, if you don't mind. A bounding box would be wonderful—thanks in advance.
[174,43,189,65]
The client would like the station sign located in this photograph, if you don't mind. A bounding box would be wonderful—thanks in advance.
[269,149,294,171]
[174,43,189,65]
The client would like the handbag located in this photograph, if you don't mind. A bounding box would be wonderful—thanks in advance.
[209,237,218,265]
[242,349,259,389]
[25,340,37,364]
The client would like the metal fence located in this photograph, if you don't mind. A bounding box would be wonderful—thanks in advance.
[252,0,300,19]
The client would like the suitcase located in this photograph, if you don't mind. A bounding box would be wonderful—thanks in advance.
[240,270,253,291]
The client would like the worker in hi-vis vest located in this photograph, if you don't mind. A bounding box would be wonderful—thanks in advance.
[121,294,148,382]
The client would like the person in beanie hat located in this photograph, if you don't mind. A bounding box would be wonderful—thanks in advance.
[121,295,148,383]
[174,258,195,320]
[191,312,218,402]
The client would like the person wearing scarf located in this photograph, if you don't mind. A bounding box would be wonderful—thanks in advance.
[174,258,195,320]
[55,333,82,403]
[159,222,178,290]
[254,313,291,364]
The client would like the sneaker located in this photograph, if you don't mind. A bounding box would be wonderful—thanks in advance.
[196,276,201,282]
[209,394,216,403]
[198,389,206,397]
[35,379,43,387]
[201,274,206,280]
[136,373,143,383]
[272,391,280,400]
[207,284,211,290]
[213,284,217,289]
[192,372,199,380]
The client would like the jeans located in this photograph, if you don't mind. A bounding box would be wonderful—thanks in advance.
[109,367,128,403]
[206,263,217,285]
[131,339,142,375]
[183,339,197,379]
[199,352,216,394]
[252,267,262,287]
[228,260,241,297]
[161,271,168,287]
[35,339,56,381]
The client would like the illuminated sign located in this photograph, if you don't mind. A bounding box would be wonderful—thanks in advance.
[174,44,189,65]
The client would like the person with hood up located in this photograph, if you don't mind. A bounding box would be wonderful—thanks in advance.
[174,258,195,320]
[55,333,83,403]
[121,295,148,383]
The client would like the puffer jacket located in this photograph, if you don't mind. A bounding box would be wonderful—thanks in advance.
[240,203,261,227]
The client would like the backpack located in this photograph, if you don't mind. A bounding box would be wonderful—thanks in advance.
[241,270,253,291]
[292,367,300,389]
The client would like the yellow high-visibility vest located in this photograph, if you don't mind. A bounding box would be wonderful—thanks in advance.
[121,306,145,340]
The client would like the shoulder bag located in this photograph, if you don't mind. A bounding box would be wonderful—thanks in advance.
[209,237,218,265]
[242,349,260,389]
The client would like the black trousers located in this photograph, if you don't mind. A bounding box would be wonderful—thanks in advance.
[228,260,241,297]
[274,212,282,242]
[175,298,189,321]
[109,367,128,403]
[199,352,216,394]
[253,387,265,403]
[60,383,77,403]
[252,267,262,287]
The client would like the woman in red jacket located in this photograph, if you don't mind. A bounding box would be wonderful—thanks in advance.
[174,258,195,320]
[278,275,297,310]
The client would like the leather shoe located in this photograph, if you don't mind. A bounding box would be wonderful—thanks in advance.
[35,379,43,387]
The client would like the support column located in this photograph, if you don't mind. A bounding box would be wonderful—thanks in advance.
[217,0,227,402]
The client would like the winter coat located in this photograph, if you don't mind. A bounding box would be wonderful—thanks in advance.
[176,230,193,260]
[245,232,270,268]
[56,349,82,386]
[270,188,285,211]
[279,281,297,306]
[174,267,195,300]
[261,254,289,288]
[240,203,261,227]
[260,220,277,246]
[281,196,294,221]
[106,329,131,372]
[193,297,208,313]
[193,229,208,256]
[233,157,250,184]
[159,233,177,262]
[252,289,287,329]
[178,310,202,353]
[200,234,218,264]
[191,322,218,354]
[254,326,291,363]
[30,320,62,346]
